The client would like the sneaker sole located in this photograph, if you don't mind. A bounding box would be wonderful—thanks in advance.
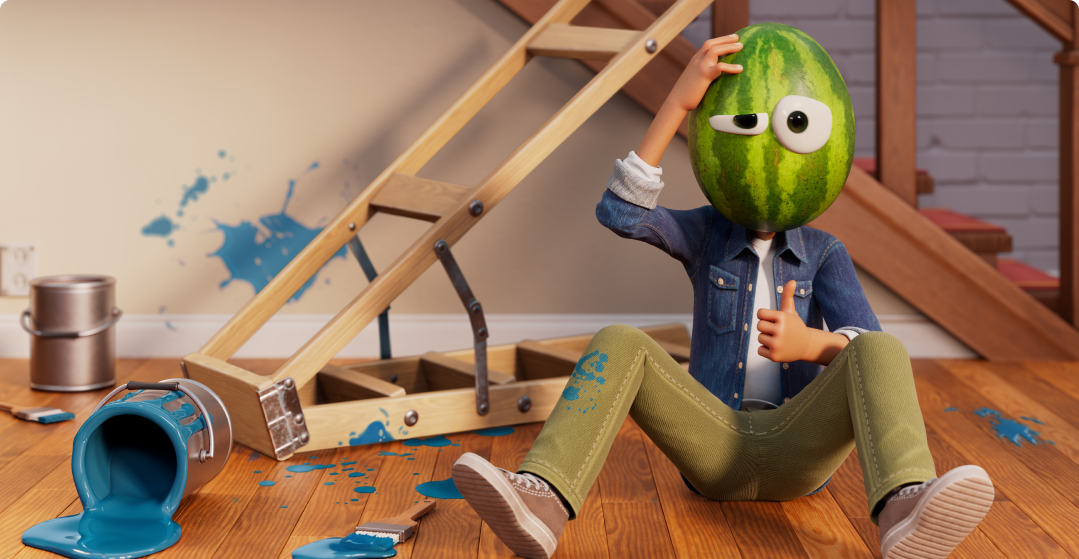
[452,453,558,559]
[881,465,995,559]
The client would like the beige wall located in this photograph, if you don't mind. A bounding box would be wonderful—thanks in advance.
[0,0,916,320]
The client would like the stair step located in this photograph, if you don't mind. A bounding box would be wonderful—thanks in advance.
[852,158,934,195]
[528,23,639,60]
[918,207,1012,267]
[998,258,1059,314]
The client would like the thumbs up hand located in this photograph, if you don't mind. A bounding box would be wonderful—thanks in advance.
[756,280,810,364]
[757,279,851,366]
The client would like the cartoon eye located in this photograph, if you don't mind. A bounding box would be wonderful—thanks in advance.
[771,95,833,154]
[709,113,769,136]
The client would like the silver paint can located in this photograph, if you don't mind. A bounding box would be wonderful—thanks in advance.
[21,275,122,391]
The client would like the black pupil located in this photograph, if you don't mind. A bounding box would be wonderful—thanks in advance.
[788,111,809,133]
[732,114,758,129]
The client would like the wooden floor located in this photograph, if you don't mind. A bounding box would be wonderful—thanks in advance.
[3,358,1079,558]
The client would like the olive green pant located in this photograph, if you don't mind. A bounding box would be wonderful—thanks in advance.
[518,325,936,523]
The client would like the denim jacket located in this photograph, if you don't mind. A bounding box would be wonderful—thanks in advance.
[597,159,882,411]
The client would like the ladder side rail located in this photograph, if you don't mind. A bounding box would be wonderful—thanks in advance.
[197,0,594,360]
[269,0,713,386]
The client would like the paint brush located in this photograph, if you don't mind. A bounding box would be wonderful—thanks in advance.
[0,401,75,424]
[354,499,437,544]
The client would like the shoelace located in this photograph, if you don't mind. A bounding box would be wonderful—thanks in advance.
[504,470,548,492]
[896,477,938,497]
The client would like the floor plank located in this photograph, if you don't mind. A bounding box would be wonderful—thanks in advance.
[640,432,741,559]
[782,489,875,559]
[721,501,809,558]
[410,431,493,559]
[979,500,1070,558]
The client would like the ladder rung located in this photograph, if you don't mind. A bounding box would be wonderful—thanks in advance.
[371,173,469,222]
[528,23,639,61]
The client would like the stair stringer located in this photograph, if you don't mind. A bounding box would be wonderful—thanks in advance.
[811,166,1079,361]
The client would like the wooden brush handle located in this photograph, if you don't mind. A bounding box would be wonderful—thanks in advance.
[383,499,437,526]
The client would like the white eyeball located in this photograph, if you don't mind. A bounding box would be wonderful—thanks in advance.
[771,95,833,154]
[709,113,769,136]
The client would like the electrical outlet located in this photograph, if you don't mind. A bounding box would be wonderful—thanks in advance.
[0,243,37,297]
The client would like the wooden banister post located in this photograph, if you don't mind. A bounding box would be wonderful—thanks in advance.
[876,0,918,206]
[1055,4,1079,326]
[712,0,748,38]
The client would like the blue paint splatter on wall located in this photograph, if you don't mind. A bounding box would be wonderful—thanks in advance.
[142,216,178,237]
[178,175,210,213]
[562,351,608,414]
[974,407,1047,447]
[349,421,396,446]
[211,178,346,302]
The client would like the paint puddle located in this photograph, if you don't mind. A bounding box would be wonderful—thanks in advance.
[287,464,335,473]
[354,487,376,494]
[377,452,414,457]
[974,408,1050,447]
[403,435,451,448]
[473,427,515,437]
[348,472,366,478]
[416,478,463,500]
[291,532,397,559]
[259,481,276,487]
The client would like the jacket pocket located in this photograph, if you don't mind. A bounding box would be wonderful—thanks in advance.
[792,279,812,321]
[708,266,739,335]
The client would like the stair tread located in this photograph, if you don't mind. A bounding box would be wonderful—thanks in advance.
[998,258,1059,290]
[919,207,1008,234]
[852,157,931,176]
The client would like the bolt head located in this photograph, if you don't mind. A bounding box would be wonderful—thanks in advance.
[348,222,356,231]
[469,200,484,216]
[518,396,532,412]
[299,431,310,444]
[645,38,657,53]
[283,378,294,389]
[478,402,490,415]
[294,413,304,425]
[404,410,419,426]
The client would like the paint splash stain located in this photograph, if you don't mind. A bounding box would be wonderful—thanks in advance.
[562,350,607,413]
[287,464,336,473]
[258,480,276,486]
[417,478,463,500]
[142,215,178,238]
[349,421,396,446]
[377,452,414,457]
[1021,416,1045,425]
[403,435,451,448]
[473,426,515,437]
[944,407,959,412]
[974,408,1047,447]
[354,487,376,494]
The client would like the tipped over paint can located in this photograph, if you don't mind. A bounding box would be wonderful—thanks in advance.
[21,379,232,559]
[21,275,122,392]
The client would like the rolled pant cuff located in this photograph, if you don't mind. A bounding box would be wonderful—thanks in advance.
[867,469,937,524]
[517,459,583,520]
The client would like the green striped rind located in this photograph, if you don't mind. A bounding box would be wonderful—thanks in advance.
[689,23,855,232]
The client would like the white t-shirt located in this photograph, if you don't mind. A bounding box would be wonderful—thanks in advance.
[619,151,858,410]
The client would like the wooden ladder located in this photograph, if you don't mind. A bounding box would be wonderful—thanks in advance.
[181,0,712,460]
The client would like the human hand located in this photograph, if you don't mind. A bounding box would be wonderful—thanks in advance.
[667,35,744,113]
[757,280,810,363]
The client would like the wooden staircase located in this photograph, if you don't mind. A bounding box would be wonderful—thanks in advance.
[493,0,1079,360]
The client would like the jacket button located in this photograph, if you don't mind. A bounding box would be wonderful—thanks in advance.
[748,283,753,291]
[744,323,748,331]
[738,362,743,369]
[777,286,784,294]
[718,278,724,285]
[799,288,805,295]
[782,363,789,370]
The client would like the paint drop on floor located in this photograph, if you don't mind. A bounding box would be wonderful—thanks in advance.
[254,470,263,473]
[944,407,959,412]
[325,482,335,486]
[354,487,376,494]
[403,435,451,448]
[281,505,288,508]
[287,464,335,473]
[348,472,365,478]
[1021,416,1045,425]
[377,452,414,457]
[259,481,276,487]
[416,478,463,500]
[473,426,515,437]
[974,407,1046,447]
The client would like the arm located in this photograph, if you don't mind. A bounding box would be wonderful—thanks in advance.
[636,35,743,166]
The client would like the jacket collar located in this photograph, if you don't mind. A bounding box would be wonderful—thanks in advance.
[724,223,808,264]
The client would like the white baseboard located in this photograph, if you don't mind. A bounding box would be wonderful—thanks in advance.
[0,313,976,359]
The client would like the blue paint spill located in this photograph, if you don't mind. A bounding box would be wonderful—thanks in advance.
[254,470,262,473]
[349,422,396,446]
[324,482,335,486]
[1021,416,1045,425]
[259,481,276,486]
[416,478,463,500]
[563,351,607,414]
[974,408,1047,447]
[287,464,335,473]
[22,389,212,558]
[473,427,515,437]
[403,435,451,448]
[347,472,366,478]
[179,176,210,210]
[141,216,178,237]
[944,407,959,412]
[281,505,289,508]
[377,452,414,457]
[342,461,358,466]
[353,487,376,494]
[291,531,396,559]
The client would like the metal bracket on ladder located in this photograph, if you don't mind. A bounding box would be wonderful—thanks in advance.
[433,239,489,416]
[347,236,392,360]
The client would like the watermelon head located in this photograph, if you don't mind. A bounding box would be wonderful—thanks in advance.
[689,23,855,233]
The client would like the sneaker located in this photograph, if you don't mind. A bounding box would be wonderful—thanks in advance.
[879,465,995,559]
[452,452,569,559]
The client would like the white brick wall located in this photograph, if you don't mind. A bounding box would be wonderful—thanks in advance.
[681,0,1064,274]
